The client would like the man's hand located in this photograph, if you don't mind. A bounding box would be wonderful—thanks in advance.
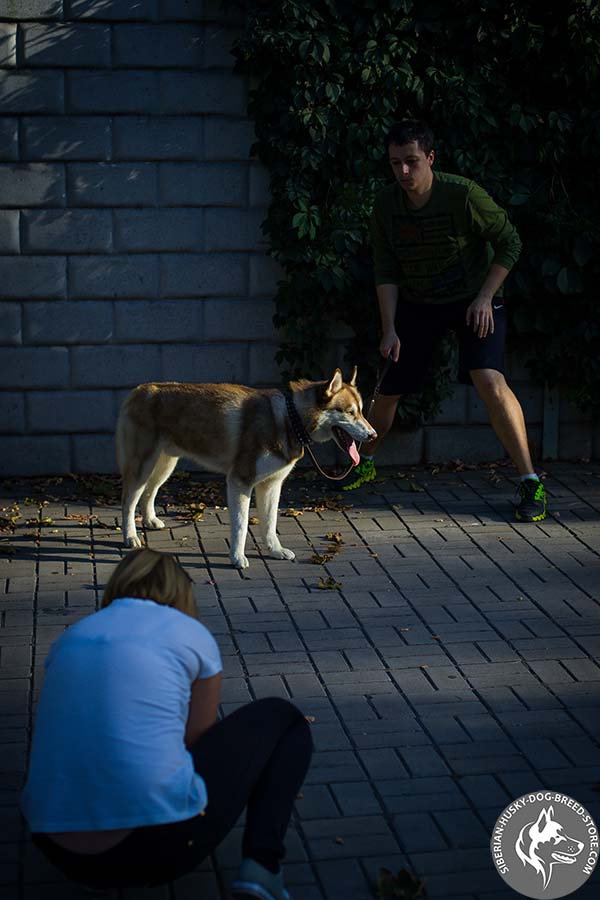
[466,295,494,338]
[380,329,400,362]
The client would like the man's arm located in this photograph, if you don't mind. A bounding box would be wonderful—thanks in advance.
[377,283,401,361]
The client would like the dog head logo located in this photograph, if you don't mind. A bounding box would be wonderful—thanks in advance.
[515,806,584,890]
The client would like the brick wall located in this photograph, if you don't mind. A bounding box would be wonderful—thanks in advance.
[0,1,597,475]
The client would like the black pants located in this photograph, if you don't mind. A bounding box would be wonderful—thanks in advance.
[33,698,313,888]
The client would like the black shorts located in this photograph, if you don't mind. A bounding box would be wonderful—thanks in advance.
[380,296,507,396]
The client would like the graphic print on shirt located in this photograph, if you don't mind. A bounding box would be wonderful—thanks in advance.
[391,213,468,301]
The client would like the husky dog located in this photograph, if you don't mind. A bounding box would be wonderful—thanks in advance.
[515,806,584,889]
[116,368,376,568]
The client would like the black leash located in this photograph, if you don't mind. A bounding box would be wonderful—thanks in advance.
[285,355,393,482]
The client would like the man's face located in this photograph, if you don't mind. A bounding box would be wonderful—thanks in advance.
[388,141,435,193]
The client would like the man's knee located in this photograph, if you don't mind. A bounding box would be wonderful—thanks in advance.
[470,368,508,405]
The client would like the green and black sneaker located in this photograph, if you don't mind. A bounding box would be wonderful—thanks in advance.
[340,457,377,491]
[515,477,547,522]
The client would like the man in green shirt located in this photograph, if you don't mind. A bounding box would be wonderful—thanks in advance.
[343,119,546,522]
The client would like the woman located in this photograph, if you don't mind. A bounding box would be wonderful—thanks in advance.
[21,548,312,900]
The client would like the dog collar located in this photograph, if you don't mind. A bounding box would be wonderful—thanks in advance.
[283,390,313,447]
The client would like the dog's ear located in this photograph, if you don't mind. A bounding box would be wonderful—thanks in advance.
[348,366,357,386]
[325,369,343,397]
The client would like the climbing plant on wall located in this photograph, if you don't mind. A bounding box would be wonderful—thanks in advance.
[234,0,600,419]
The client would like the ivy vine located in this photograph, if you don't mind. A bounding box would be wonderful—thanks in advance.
[233,0,600,420]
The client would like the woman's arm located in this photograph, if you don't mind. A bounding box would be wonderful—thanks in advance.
[184,672,222,748]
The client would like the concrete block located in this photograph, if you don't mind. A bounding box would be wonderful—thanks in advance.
[0,393,25,433]
[248,342,282,386]
[424,425,504,463]
[72,434,117,474]
[68,163,157,207]
[0,118,18,161]
[23,116,111,161]
[467,383,543,425]
[0,347,69,389]
[205,208,266,252]
[114,299,200,342]
[0,436,70,477]
[204,299,274,341]
[113,24,203,67]
[159,72,246,116]
[430,385,467,425]
[203,25,242,67]
[0,256,66,299]
[69,254,159,298]
[71,344,161,387]
[0,210,19,253]
[558,423,593,461]
[0,70,64,114]
[376,426,425,466]
[68,71,159,114]
[158,0,205,19]
[22,210,112,253]
[0,1,63,19]
[65,1,157,19]
[558,395,594,424]
[0,24,16,67]
[249,253,284,296]
[113,209,203,252]
[161,342,247,384]
[203,117,256,161]
[249,163,270,207]
[27,390,115,433]
[23,301,113,344]
[0,164,66,207]
[159,163,246,207]
[0,302,21,345]
[160,253,246,298]
[22,24,110,67]
[114,117,202,160]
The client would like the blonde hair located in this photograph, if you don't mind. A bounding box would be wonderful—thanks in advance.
[101,548,196,618]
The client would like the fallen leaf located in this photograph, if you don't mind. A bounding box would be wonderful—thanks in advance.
[317,576,342,591]
[249,516,259,525]
[304,715,316,723]
[335,836,344,845]
[310,553,334,565]
[325,531,344,544]
[375,866,425,899]
[283,508,303,518]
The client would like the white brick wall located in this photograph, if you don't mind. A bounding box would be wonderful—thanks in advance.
[0,1,595,475]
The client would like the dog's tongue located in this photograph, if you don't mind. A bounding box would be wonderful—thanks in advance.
[349,440,360,467]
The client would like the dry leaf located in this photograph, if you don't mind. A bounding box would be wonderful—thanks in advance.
[375,866,425,899]
[325,531,344,544]
[283,508,303,518]
[249,516,259,525]
[317,576,342,591]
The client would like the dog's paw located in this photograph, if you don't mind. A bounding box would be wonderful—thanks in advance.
[231,553,250,569]
[143,516,165,530]
[270,547,296,561]
[124,535,143,549]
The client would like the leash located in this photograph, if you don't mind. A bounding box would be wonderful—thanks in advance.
[286,355,393,483]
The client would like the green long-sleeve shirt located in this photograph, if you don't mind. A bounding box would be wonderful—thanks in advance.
[370,171,522,304]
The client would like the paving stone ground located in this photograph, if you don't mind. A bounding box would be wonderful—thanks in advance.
[2,462,600,900]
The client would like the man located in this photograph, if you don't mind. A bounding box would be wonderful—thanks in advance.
[343,119,546,522]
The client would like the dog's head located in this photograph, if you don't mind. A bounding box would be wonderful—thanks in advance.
[515,806,584,889]
[296,368,377,465]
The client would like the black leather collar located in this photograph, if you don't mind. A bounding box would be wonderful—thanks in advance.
[283,390,313,447]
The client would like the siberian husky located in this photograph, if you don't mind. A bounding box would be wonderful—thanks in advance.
[116,369,376,568]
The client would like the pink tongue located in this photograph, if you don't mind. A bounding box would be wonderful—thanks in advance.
[349,440,360,467]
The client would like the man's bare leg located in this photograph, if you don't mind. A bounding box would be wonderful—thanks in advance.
[469,368,535,474]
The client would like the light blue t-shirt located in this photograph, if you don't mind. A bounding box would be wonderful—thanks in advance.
[20,597,222,832]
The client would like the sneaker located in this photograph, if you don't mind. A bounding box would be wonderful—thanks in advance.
[340,457,376,491]
[515,478,547,522]
[231,859,291,900]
